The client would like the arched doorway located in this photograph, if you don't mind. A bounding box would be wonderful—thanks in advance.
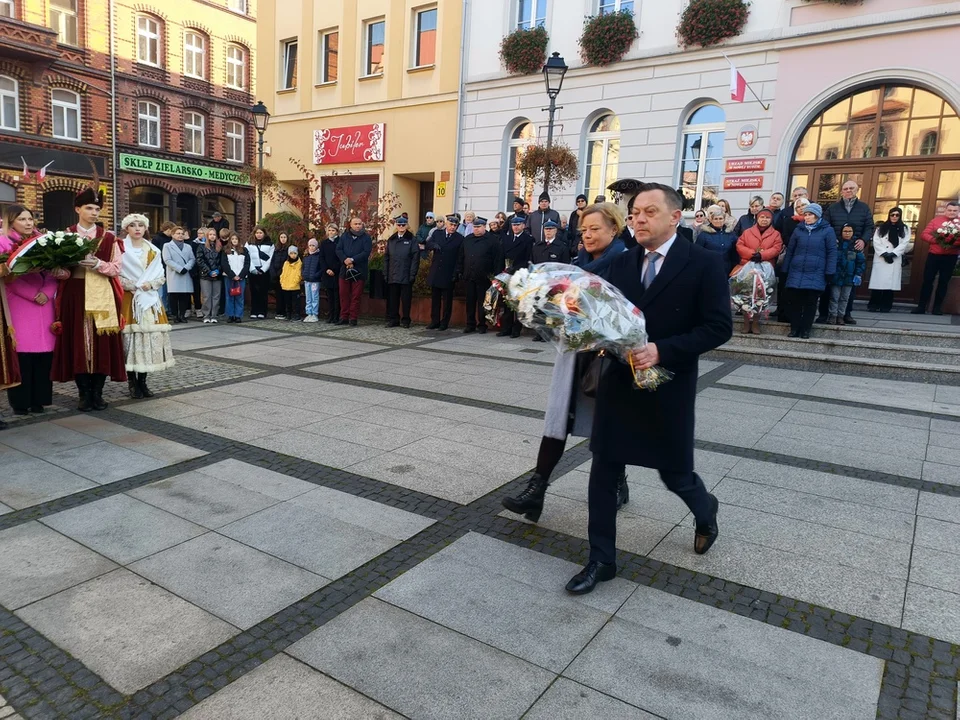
[41,190,77,232]
[789,83,960,300]
[129,186,170,234]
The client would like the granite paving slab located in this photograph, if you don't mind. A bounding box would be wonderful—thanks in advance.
[288,598,554,720]
[169,326,288,351]
[930,418,960,450]
[41,440,168,484]
[762,421,928,461]
[16,569,237,694]
[252,430,383,467]
[0,421,99,456]
[346,452,503,504]
[0,448,97,509]
[40,494,206,565]
[130,533,328,629]
[193,459,316,501]
[525,678,658,719]
[902,583,960,645]
[788,400,931,430]
[392,437,533,480]
[718,365,823,393]
[303,416,427,451]
[922,461,960,486]
[0,501,10,516]
[917,491,960,523]
[564,584,884,720]
[228,399,335,429]
[179,654,402,719]
[909,545,960,595]
[914,516,960,555]
[697,386,799,409]
[290,485,435,540]
[116,397,213,423]
[752,435,923,479]
[0,522,117,609]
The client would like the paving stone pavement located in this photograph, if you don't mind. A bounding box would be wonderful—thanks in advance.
[1,320,960,719]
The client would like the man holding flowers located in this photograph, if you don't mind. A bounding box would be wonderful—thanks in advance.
[912,201,960,315]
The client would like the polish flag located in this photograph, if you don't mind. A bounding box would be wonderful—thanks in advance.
[20,156,30,181]
[37,161,54,182]
[730,64,747,103]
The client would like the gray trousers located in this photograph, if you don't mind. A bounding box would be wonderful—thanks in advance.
[200,277,222,320]
[829,284,853,318]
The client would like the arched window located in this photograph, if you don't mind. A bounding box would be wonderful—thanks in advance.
[183,31,205,79]
[679,104,725,211]
[504,121,536,210]
[0,75,19,131]
[583,113,620,201]
[137,15,162,66]
[137,100,160,148]
[225,120,245,163]
[226,44,246,90]
[184,110,205,156]
[51,88,81,140]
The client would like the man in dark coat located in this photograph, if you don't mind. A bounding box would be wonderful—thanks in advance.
[424,214,464,330]
[208,211,229,236]
[416,212,436,244]
[457,217,501,334]
[568,194,588,253]
[335,217,372,326]
[530,220,571,342]
[384,216,420,328]
[566,183,733,595]
[318,225,341,323]
[822,180,874,324]
[527,192,562,243]
[498,216,533,338]
[506,196,525,225]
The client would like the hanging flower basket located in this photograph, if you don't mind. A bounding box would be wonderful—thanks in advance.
[677,0,750,49]
[579,10,638,67]
[499,26,549,76]
[516,143,580,193]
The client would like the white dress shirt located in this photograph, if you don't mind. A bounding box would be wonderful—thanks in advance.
[641,233,677,283]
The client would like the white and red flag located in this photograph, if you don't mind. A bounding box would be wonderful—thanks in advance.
[730,64,747,103]
[20,156,30,181]
[37,161,54,182]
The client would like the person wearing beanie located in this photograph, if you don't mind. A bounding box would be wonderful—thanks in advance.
[416,211,436,245]
[301,237,323,322]
[732,208,783,334]
[527,191,561,244]
[695,204,738,274]
[280,244,303,321]
[506,196,525,225]
[568,194,588,253]
[782,202,837,339]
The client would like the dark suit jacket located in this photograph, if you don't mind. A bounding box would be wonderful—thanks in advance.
[591,241,732,471]
[426,231,464,288]
[500,232,533,273]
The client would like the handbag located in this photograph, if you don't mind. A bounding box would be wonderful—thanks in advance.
[229,281,242,297]
[580,351,606,398]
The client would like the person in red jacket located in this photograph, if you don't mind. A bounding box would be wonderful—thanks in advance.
[912,201,960,315]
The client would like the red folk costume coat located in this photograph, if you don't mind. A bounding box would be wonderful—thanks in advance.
[51,225,127,381]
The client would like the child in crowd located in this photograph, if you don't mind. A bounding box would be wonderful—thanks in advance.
[221,233,250,323]
[280,244,303,321]
[302,238,322,322]
[828,224,866,325]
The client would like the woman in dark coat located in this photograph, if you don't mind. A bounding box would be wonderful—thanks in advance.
[695,204,738,273]
[424,215,463,330]
[733,195,765,236]
[782,203,838,339]
[269,231,291,318]
[774,197,810,323]
[318,224,341,323]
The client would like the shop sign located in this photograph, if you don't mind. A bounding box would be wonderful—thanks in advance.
[118,153,249,186]
[313,123,386,165]
[723,175,764,190]
[725,158,766,173]
[737,125,758,151]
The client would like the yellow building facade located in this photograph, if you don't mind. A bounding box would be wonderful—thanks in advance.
[257,0,462,231]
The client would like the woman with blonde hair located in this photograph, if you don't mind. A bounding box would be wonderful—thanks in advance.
[195,227,223,323]
[119,214,174,399]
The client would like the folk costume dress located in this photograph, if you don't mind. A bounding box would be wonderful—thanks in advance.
[0,270,20,393]
[119,240,174,375]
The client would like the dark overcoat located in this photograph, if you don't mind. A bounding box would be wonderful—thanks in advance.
[426,231,464,288]
[590,241,732,472]
[500,231,533,273]
[318,239,340,289]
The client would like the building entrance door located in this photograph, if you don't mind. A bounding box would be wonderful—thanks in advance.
[418,181,434,226]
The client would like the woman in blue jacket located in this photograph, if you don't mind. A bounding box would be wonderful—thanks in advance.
[695,205,738,273]
[782,203,838,339]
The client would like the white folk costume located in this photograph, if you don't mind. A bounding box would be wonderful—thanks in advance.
[119,239,174,397]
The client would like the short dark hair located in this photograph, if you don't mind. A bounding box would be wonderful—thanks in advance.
[947,201,960,209]
[627,182,683,213]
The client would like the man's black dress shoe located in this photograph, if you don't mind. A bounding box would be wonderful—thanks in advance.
[694,493,720,555]
[565,561,616,595]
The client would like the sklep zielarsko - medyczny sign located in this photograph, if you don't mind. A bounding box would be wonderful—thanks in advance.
[119,153,249,186]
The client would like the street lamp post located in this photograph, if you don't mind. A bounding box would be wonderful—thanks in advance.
[250,100,271,222]
[541,52,568,195]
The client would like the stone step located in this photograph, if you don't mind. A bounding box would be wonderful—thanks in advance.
[757,321,960,348]
[708,344,960,385]
[723,332,960,365]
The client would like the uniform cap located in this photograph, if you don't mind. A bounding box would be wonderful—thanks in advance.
[543,220,559,229]
[473,217,487,226]
[510,216,526,225]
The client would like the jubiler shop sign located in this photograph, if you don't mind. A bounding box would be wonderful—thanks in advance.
[119,153,249,187]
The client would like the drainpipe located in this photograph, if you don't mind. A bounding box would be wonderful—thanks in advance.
[109,0,118,229]
[452,0,469,213]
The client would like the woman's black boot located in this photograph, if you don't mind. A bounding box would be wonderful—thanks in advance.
[128,377,143,399]
[501,474,548,522]
[137,373,153,398]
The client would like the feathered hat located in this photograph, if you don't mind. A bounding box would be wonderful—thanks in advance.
[74,159,105,208]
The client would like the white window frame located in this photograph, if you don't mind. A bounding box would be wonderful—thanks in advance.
[183,31,205,80]
[363,19,385,77]
[227,0,246,13]
[583,114,621,200]
[280,39,298,90]
[0,76,19,131]
[516,0,546,30]
[504,121,536,210]
[225,120,245,164]
[0,0,15,18]
[49,0,78,46]
[137,100,161,148]
[598,0,633,14]
[412,7,437,68]
[51,88,81,141]
[226,45,246,90]
[137,15,161,67]
[184,111,205,156]
[679,104,726,212]
[319,29,338,84]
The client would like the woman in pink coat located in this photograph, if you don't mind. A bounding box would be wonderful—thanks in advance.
[0,205,60,414]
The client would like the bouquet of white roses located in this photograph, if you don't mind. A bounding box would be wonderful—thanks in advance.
[2,231,97,276]
[729,261,776,316]
[504,263,673,390]
[935,220,960,251]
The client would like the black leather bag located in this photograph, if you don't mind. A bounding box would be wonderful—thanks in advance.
[580,351,606,398]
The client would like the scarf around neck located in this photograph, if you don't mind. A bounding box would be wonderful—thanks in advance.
[121,239,164,325]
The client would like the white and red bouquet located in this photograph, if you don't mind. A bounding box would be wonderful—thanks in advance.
[934,220,960,251]
[730,261,776,316]
[1,231,97,276]
[484,273,510,327]
[504,263,673,390]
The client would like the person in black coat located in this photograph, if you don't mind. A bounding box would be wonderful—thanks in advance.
[822,180,875,323]
[498,215,533,338]
[566,183,733,595]
[424,214,464,330]
[269,232,292,318]
[568,194,588,252]
[318,224,341,323]
[208,211,229,236]
[457,217,502,334]
[531,220,571,265]
[384,216,420,328]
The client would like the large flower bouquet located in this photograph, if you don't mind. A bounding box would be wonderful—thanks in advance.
[730,261,776,316]
[1,231,97,276]
[934,220,960,251]
[484,273,510,327]
[503,263,673,390]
